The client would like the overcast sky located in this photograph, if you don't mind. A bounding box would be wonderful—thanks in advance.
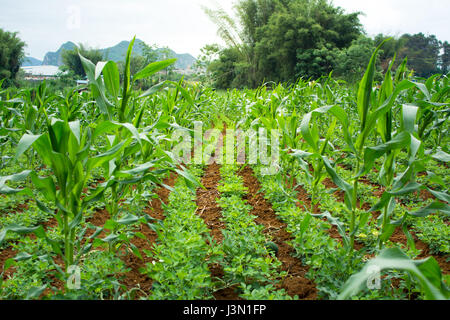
[0,0,448,60]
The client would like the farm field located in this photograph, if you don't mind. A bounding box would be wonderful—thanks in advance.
[0,41,449,300]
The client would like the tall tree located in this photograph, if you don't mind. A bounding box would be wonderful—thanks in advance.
[440,41,450,75]
[256,0,362,82]
[61,44,103,77]
[374,33,408,71]
[0,28,26,86]
[335,35,382,83]
[204,0,362,87]
[398,33,441,78]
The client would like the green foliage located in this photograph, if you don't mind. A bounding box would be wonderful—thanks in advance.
[61,44,104,77]
[205,0,362,88]
[0,28,26,87]
[338,247,449,300]
[335,36,383,83]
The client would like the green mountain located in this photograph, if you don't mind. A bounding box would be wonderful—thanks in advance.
[31,39,196,70]
[42,41,77,66]
[22,56,42,67]
[101,39,196,70]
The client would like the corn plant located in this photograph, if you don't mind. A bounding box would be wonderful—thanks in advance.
[338,247,449,300]
[0,115,133,273]
[300,40,416,249]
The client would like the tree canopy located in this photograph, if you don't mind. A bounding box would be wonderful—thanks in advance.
[206,0,363,88]
[61,44,103,77]
[0,28,26,86]
[204,0,449,89]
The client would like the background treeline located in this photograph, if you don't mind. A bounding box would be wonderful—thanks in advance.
[198,0,450,88]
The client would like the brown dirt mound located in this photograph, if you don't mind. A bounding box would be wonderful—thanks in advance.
[239,166,317,300]
[118,173,178,299]
[196,163,225,244]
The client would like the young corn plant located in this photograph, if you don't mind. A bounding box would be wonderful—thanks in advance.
[308,40,418,249]
[79,38,199,253]
[0,114,132,275]
[338,247,449,300]
[291,111,337,211]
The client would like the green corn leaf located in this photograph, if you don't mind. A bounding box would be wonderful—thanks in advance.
[120,37,136,122]
[432,150,450,162]
[86,141,126,172]
[116,214,139,225]
[0,170,32,195]
[410,202,450,217]
[402,104,418,134]
[427,189,450,203]
[338,247,449,300]
[134,59,177,81]
[15,133,43,159]
[99,61,120,99]
[322,156,354,211]
[26,285,47,300]
[359,131,411,176]
[30,172,56,202]
[0,224,46,245]
[357,39,390,131]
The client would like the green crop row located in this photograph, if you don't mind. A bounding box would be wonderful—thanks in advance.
[144,166,217,300]
[216,164,290,299]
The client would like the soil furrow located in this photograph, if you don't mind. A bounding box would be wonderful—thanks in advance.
[239,166,317,300]
[196,162,240,300]
[195,126,240,300]
[118,173,178,298]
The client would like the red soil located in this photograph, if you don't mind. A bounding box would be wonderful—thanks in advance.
[239,166,317,300]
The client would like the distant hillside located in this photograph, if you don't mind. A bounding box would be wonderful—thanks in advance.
[22,57,42,67]
[102,39,196,70]
[25,39,196,70]
[42,41,77,66]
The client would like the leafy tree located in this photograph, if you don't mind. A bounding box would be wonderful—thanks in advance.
[0,28,26,86]
[439,41,450,75]
[158,47,176,80]
[61,44,103,77]
[140,42,159,65]
[335,36,382,83]
[209,47,242,89]
[398,33,441,78]
[204,0,362,88]
[374,34,408,70]
[194,44,220,85]
[258,0,362,82]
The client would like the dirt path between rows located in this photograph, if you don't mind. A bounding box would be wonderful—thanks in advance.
[118,173,178,298]
[195,126,241,300]
[239,166,317,300]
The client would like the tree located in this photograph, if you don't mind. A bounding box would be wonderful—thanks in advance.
[159,47,176,80]
[194,44,220,84]
[61,44,103,77]
[398,33,441,78]
[204,0,363,88]
[335,35,382,83]
[0,28,26,86]
[209,47,242,89]
[258,0,362,82]
[140,42,159,65]
[439,41,450,75]
[374,33,408,71]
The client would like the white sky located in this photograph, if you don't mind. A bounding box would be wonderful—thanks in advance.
[0,0,448,60]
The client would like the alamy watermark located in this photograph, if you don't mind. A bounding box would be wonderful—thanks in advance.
[366,265,381,290]
[170,122,280,175]
[67,265,81,290]
[66,5,81,30]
